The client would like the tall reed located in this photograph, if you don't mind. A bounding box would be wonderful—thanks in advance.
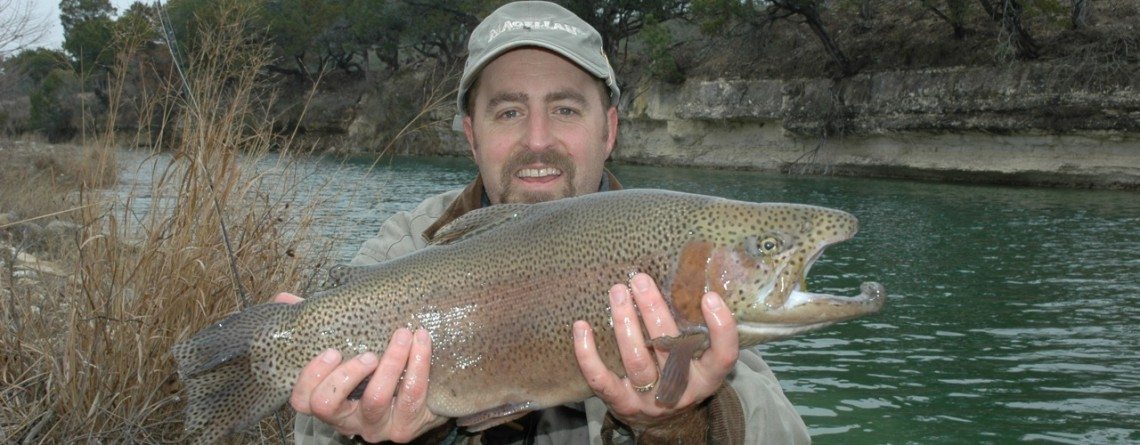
[2,2,335,442]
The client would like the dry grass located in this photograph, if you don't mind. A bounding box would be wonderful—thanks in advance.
[2,3,337,443]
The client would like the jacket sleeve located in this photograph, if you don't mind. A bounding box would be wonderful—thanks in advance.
[591,349,810,445]
[731,349,811,444]
[350,189,463,266]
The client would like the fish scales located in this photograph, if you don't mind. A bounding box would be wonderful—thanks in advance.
[173,189,886,443]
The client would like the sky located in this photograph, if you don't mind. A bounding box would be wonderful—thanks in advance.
[24,0,141,51]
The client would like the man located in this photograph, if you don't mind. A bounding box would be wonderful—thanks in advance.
[280,2,810,444]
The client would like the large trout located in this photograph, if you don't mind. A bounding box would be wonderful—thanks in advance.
[173,189,886,443]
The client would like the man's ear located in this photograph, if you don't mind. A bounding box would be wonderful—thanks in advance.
[463,115,476,156]
[603,106,618,158]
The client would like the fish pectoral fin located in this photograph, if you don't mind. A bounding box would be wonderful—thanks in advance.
[429,203,532,245]
[650,327,710,406]
[457,401,538,432]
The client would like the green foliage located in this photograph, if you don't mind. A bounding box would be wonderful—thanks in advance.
[692,0,749,35]
[63,16,117,71]
[60,0,116,33]
[345,0,405,69]
[398,0,492,65]
[60,0,117,70]
[261,0,344,60]
[558,0,689,59]
[5,48,71,84]
[164,0,254,55]
[116,2,161,44]
[641,15,683,83]
[29,68,78,140]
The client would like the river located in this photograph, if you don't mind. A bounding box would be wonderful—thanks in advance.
[122,152,1140,444]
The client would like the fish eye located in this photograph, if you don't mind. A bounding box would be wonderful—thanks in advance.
[746,235,783,257]
[759,237,781,254]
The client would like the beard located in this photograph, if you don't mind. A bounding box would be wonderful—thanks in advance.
[497,150,577,204]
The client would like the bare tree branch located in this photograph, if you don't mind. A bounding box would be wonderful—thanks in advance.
[0,0,53,58]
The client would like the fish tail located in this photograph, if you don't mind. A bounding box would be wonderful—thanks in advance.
[172,303,296,444]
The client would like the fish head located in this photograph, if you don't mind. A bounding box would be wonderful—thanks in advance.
[680,202,885,348]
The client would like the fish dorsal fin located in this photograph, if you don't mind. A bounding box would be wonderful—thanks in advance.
[429,203,532,245]
[327,264,384,287]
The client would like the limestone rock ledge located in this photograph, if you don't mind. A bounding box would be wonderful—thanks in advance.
[617,64,1139,189]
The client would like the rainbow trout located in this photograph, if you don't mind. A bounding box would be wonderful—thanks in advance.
[173,189,886,443]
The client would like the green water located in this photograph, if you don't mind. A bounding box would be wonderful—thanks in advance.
[337,156,1137,444]
[122,152,1139,443]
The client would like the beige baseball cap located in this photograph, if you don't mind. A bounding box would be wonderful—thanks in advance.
[456,1,620,116]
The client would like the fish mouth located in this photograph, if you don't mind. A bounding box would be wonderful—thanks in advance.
[738,281,886,341]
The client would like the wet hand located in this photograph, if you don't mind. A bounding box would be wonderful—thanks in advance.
[570,274,739,431]
[273,293,447,443]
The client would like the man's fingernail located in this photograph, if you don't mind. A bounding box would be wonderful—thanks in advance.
[705,293,724,311]
[414,329,430,344]
[394,329,412,346]
[319,349,340,364]
[359,352,378,365]
[632,274,651,293]
[574,323,590,341]
[611,286,627,305]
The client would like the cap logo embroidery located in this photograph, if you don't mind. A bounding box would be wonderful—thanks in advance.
[487,20,582,42]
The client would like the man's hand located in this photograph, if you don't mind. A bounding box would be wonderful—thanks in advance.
[571,273,740,431]
[273,293,447,443]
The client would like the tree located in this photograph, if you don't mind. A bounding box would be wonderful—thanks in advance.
[923,0,971,39]
[60,0,115,32]
[695,0,856,77]
[1070,0,1093,29]
[30,68,79,140]
[345,0,405,72]
[978,0,1039,59]
[0,0,52,59]
[4,48,71,85]
[557,0,690,62]
[260,0,346,81]
[399,0,488,67]
[60,0,118,70]
[640,14,683,83]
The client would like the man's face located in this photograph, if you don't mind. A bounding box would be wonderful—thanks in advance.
[463,47,618,204]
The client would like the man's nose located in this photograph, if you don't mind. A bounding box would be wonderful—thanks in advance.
[523,112,554,150]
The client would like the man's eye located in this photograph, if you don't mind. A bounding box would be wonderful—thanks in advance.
[498,109,519,119]
[554,107,578,116]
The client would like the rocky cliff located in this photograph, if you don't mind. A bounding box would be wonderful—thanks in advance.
[614,63,1139,189]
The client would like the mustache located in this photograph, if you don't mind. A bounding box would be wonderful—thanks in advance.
[502,150,575,178]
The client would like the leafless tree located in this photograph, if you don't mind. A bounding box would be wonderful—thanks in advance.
[978,0,1039,59]
[1071,0,1094,29]
[0,0,52,59]
[768,0,856,77]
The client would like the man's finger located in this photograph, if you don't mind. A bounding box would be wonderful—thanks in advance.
[573,320,636,413]
[608,284,658,393]
[290,349,341,415]
[628,273,679,340]
[388,329,433,443]
[273,292,304,304]
[310,352,379,421]
[695,292,739,382]
[359,328,414,424]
